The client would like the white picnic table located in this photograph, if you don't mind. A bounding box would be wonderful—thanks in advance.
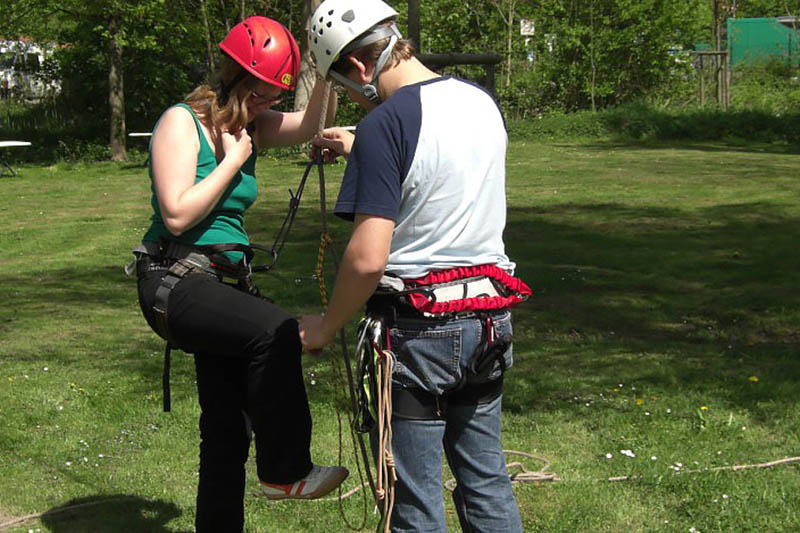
[0,141,32,177]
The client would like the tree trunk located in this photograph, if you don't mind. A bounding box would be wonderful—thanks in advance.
[219,0,231,33]
[506,0,514,87]
[294,0,322,111]
[200,0,216,78]
[108,12,127,162]
[589,0,596,112]
[408,0,420,50]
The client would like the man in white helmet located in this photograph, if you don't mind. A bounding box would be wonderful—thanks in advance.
[299,0,525,531]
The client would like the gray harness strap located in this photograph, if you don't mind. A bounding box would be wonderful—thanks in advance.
[151,252,217,341]
[134,244,222,412]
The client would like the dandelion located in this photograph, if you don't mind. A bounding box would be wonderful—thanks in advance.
[700,405,708,411]
[722,494,729,499]
[651,456,657,461]
[748,376,759,382]
[666,408,672,414]
[65,461,72,467]
[620,449,636,458]
[645,412,651,416]
[43,366,49,372]
[605,453,613,459]
[636,399,644,405]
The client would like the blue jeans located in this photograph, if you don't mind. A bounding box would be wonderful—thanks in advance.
[384,310,523,533]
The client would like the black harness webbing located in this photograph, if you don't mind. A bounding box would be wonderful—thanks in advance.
[391,375,504,421]
[147,158,318,412]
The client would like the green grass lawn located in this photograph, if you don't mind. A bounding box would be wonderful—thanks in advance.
[1,140,798,532]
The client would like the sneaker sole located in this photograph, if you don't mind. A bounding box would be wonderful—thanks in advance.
[264,468,349,501]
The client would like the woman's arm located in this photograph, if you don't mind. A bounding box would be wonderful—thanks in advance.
[253,77,337,149]
[150,106,253,236]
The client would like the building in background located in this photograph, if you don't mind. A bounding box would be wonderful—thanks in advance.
[0,38,60,101]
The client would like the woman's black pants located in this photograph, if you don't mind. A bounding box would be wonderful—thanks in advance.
[137,259,313,532]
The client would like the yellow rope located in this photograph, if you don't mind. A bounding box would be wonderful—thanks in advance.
[315,232,333,308]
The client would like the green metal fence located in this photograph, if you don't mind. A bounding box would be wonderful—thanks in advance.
[727,17,800,68]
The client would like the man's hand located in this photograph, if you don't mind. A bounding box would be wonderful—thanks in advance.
[299,314,335,355]
[311,127,355,161]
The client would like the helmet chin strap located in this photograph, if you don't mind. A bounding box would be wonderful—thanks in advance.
[329,24,401,104]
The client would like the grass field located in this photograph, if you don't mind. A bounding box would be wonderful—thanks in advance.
[1,139,799,532]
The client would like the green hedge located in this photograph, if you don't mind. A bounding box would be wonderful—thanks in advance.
[509,103,800,145]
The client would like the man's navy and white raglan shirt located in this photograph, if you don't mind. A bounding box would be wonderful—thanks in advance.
[334,76,515,278]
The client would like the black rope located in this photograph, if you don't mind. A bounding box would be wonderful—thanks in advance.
[250,156,320,273]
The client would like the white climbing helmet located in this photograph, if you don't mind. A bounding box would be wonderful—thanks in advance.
[308,0,401,102]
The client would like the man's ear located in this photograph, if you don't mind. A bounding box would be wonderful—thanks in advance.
[347,56,375,83]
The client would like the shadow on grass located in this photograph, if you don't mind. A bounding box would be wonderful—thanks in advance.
[1,197,798,429]
[573,140,800,155]
[503,199,800,420]
[37,494,184,532]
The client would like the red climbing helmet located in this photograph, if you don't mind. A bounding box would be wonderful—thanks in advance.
[219,16,301,90]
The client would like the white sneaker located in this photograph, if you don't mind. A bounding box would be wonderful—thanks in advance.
[260,465,349,500]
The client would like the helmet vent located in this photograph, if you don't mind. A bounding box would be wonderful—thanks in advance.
[325,49,331,55]
[341,10,354,23]
[252,61,257,66]
[328,10,334,15]
[262,37,271,49]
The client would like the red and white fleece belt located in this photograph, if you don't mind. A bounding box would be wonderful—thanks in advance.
[390,265,532,315]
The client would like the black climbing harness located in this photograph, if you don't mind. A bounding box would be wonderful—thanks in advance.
[135,156,323,411]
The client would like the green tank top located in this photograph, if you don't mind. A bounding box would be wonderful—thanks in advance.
[142,103,258,259]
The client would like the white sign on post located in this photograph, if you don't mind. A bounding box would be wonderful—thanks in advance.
[520,19,535,36]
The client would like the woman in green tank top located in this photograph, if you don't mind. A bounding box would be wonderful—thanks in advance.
[136,17,348,533]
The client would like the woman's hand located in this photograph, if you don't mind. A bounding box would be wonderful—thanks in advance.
[221,128,253,167]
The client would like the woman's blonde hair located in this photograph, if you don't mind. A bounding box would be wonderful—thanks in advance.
[184,55,257,132]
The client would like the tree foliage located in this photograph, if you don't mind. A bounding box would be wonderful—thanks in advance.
[5,0,800,158]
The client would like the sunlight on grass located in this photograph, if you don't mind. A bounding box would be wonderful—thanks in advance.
[1,141,798,531]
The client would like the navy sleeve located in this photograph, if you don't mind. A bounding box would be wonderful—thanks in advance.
[334,88,421,221]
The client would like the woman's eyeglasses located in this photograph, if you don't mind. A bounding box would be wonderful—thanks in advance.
[250,89,282,106]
